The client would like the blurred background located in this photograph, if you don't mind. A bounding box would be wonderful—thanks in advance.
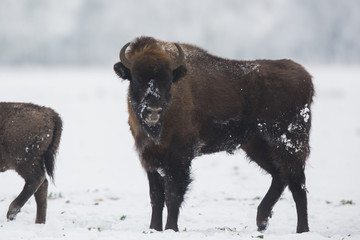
[0,0,359,67]
[0,1,360,238]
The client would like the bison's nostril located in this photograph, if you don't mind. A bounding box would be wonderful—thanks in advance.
[146,106,163,114]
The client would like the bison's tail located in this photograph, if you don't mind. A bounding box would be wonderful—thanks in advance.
[44,111,63,182]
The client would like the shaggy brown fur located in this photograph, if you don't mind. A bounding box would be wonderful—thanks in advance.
[0,102,62,223]
[114,36,314,233]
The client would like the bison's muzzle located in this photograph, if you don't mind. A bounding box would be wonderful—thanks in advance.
[143,106,163,126]
[139,105,163,144]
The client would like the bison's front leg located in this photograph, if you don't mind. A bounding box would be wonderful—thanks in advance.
[163,163,191,231]
[147,171,165,231]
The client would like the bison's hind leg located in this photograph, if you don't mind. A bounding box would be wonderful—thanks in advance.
[286,161,309,233]
[274,141,309,233]
[34,178,48,224]
[7,162,46,223]
[257,176,287,232]
[241,137,287,232]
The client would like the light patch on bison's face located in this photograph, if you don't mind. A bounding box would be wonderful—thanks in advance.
[130,74,172,144]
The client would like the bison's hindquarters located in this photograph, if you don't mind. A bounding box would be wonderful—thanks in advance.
[2,104,62,223]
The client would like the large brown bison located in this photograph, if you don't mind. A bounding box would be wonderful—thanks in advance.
[0,103,62,223]
[114,36,313,233]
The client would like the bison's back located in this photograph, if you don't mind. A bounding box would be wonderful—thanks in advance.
[178,51,313,125]
[0,103,57,170]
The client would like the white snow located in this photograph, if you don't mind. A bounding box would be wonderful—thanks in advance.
[300,104,310,123]
[279,133,301,153]
[0,66,360,240]
[144,79,161,100]
[287,122,298,133]
[239,62,260,75]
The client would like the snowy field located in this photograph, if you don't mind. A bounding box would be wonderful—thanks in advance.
[0,65,359,240]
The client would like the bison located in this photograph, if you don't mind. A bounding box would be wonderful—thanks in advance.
[114,36,313,233]
[0,103,62,223]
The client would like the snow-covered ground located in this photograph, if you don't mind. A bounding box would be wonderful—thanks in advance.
[0,66,359,240]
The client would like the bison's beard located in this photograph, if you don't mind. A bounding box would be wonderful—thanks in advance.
[141,121,162,144]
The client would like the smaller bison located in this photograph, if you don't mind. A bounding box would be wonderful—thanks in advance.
[0,103,62,223]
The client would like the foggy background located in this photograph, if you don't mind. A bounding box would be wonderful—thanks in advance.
[0,0,359,66]
[1,1,360,238]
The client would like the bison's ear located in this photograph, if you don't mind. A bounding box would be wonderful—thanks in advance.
[172,65,187,82]
[114,62,132,81]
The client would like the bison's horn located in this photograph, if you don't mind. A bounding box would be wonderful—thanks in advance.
[119,42,132,69]
[171,43,184,70]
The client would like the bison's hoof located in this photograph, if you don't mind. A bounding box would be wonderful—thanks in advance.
[164,224,179,232]
[296,225,310,233]
[7,213,17,221]
[257,221,269,233]
[7,208,20,221]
